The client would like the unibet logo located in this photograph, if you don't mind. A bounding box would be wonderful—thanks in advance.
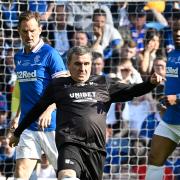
[69,91,97,102]
[17,70,37,82]
[69,92,96,99]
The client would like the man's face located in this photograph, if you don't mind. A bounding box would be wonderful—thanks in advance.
[153,59,166,77]
[173,20,180,49]
[93,15,106,29]
[132,15,146,29]
[68,53,92,83]
[122,45,136,59]
[92,57,104,75]
[56,5,66,29]
[18,18,42,52]
[73,32,88,46]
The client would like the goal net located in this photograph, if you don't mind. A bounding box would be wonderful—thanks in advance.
[0,0,179,179]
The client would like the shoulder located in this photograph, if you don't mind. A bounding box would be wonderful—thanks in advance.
[41,44,58,54]
[40,44,63,62]
[89,75,107,84]
[52,76,71,85]
[14,49,23,56]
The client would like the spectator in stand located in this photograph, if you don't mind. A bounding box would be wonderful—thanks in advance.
[0,93,9,137]
[106,58,143,140]
[120,40,140,70]
[128,4,168,52]
[91,52,105,76]
[105,40,139,74]
[0,47,17,118]
[122,93,155,137]
[110,2,131,41]
[0,94,14,179]
[3,48,17,112]
[86,8,123,60]
[0,137,15,179]
[27,0,55,21]
[138,28,165,80]
[66,1,113,30]
[35,153,56,179]
[44,3,74,67]
[50,3,74,54]
[72,31,90,47]
[0,0,24,48]
[63,30,91,68]
[151,56,166,100]
[128,5,147,52]
[109,58,143,84]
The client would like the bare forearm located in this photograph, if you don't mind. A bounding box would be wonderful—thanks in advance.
[152,9,168,26]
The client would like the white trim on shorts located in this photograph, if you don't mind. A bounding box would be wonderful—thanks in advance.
[154,121,180,144]
[15,129,58,169]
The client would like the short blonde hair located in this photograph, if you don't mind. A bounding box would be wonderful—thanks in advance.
[18,11,41,28]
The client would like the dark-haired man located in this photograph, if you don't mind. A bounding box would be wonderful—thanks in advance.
[10,46,163,180]
[146,13,180,180]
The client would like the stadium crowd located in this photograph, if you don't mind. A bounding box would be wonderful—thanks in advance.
[0,0,179,179]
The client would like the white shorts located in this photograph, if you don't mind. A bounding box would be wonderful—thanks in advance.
[16,129,58,169]
[154,121,180,144]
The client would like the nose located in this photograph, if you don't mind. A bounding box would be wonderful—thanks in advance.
[80,64,85,71]
[26,31,33,38]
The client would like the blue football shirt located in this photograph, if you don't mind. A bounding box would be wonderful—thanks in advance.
[14,39,66,131]
[163,50,180,125]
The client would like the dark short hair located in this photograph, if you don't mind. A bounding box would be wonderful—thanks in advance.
[92,8,106,21]
[92,51,103,61]
[18,11,41,28]
[67,46,92,64]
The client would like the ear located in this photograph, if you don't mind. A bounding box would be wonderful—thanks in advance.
[39,25,42,34]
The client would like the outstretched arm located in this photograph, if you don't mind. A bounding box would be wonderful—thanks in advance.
[109,72,164,102]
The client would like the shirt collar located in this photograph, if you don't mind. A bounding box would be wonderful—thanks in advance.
[23,39,44,53]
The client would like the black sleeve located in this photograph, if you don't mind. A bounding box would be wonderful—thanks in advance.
[108,78,156,102]
[14,83,54,138]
